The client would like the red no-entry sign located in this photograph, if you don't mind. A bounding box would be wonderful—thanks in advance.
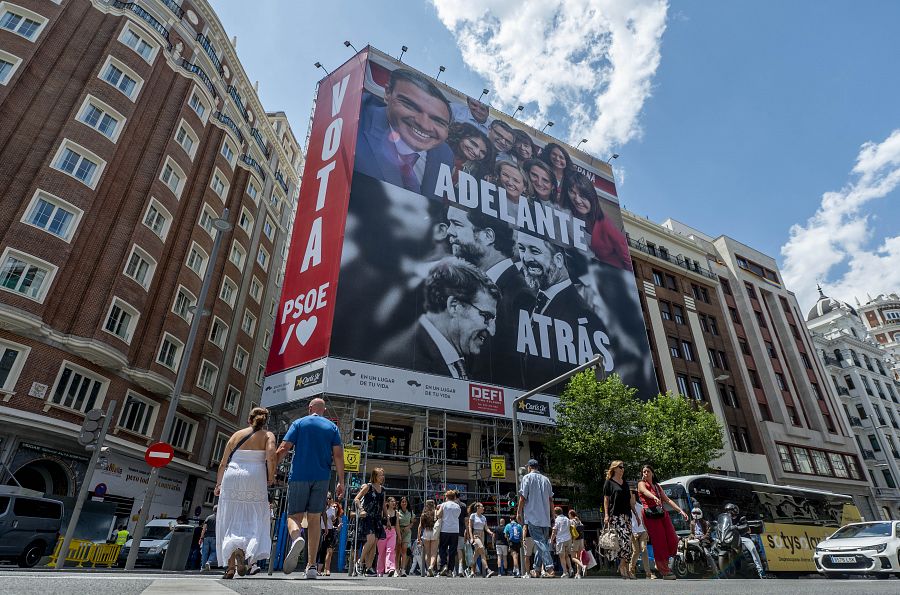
[145,442,175,468]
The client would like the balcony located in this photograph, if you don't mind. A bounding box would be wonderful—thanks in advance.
[626,237,717,279]
[196,33,225,77]
[227,85,249,121]
[250,128,270,158]
[849,416,862,427]
[861,449,876,460]
[274,170,288,193]
[837,386,850,396]
[112,2,171,49]
[823,355,844,367]
[240,153,266,181]
[874,486,900,500]
[214,111,244,145]
[181,59,218,99]
[163,0,185,19]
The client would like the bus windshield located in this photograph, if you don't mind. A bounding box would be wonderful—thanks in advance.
[662,483,690,532]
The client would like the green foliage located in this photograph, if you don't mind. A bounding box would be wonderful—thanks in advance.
[547,371,724,500]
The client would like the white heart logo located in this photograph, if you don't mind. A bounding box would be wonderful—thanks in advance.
[295,316,318,345]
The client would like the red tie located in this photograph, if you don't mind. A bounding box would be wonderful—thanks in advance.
[398,152,420,192]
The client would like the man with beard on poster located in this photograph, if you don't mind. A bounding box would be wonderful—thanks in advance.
[355,69,455,198]
[445,205,534,388]
[515,231,614,388]
[377,258,500,381]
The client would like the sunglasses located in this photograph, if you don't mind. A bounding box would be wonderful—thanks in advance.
[616,464,624,469]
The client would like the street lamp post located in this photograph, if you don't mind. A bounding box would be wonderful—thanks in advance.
[125,210,232,571]
[511,354,605,494]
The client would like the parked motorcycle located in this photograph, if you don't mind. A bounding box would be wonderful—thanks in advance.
[711,511,764,578]
[672,534,716,578]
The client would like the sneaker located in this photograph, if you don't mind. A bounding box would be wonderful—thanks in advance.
[486,570,496,578]
[387,569,395,577]
[282,537,306,575]
[401,569,408,577]
[522,571,531,579]
[541,571,556,578]
[365,568,377,577]
[203,562,211,571]
[439,566,449,577]
[306,566,318,580]
[249,563,262,576]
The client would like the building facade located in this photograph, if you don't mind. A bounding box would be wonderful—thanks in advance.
[807,289,900,519]
[858,293,900,382]
[0,0,301,523]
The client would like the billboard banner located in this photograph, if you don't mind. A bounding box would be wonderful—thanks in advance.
[265,51,368,375]
[328,48,657,400]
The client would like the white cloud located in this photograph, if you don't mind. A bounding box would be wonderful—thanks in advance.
[781,129,900,310]
[430,0,669,155]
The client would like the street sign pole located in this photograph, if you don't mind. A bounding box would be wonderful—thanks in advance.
[56,400,116,570]
[125,210,230,571]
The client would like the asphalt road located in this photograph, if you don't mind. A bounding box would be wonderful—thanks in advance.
[0,571,898,595]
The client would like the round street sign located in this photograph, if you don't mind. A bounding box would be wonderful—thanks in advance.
[145,442,175,468]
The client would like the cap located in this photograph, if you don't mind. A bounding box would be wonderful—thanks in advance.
[527,458,540,468]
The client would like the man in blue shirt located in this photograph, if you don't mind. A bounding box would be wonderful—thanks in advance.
[276,398,344,579]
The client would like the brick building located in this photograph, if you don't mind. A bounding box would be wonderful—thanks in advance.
[0,0,301,523]
[858,293,900,382]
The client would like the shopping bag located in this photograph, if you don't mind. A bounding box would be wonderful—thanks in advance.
[464,542,475,566]
[581,549,597,570]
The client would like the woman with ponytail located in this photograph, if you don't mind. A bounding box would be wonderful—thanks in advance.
[215,407,276,579]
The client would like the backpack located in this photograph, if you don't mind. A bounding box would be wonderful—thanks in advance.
[507,523,522,543]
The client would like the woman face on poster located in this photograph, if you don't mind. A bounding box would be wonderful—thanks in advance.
[564,171,601,225]
[496,161,529,203]
[513,129,535,161]
[524,159,556,202]
[449,123,492,165]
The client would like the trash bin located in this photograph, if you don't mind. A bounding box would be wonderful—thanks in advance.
[162,525,194,571]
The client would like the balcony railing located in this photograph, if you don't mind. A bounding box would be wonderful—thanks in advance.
[274,170,288,193]
[874,486,900,499]
[861,449,876,460]
[163,0,185,19]
[849,416,862,427]
[837,386,850,396]
[822,355,843,367]
[214,111,244,145]
[626,237,717,279]
[250,128,270,158]
[240,154,266,181]
[112,2,171,49]
[227,85,249,121]
[196,34,225,77]
[181,59,218,99]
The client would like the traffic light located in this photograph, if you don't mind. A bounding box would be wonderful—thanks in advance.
[78,409,105,450]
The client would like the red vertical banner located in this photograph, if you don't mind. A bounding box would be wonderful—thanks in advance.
[266,53,367,375]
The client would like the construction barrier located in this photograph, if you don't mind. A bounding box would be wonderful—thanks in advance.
[46,537,122,568]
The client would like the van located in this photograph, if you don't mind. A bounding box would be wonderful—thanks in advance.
[0,486,64,567]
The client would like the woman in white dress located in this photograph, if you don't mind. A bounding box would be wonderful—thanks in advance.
[214,407,275,579]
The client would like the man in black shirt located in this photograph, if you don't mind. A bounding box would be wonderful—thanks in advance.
[200,505,217,570]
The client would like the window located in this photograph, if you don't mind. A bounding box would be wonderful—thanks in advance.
[748,368,761,389]
[119,24,156,62]
[720,384,739,408]
[118,392,157,436]
[652,270,663,286]
[828,453,849,479]
[755,310,767,328]
[188,89,208,120]
[186,242,208,278]
[50,363,107,413]
[765,341,777,359]
[791,446,814,473]
[238,208,254,234]
[76,96,124,142]
[169,416,196,450]
[219,277,237,307]
[233,346,248,374]
[668,337,681,359]
[211,432,229,463]
[882,470,896,489]
[22,191,81,241]
[810,450,831,475]
[659,300,671,321]
[221,140,235,165]
[729,307,740,324]
[124,245,155,289]
[665,274,678,291]
[203,487,215,506]
[103,298,138,342]
[249,277,262,303]
[175,121,198,159]
[657,246,669,260]
[172,286,196,321]
[673,305,684,325]
[800,352,812,369]
[229,241,246,270]
[775,373,787,391]
[263,218,275,241]
[0,338,30,392]
[681,340,695,361]
[811,383,824,401]
[845,455,862,480]
[198,203,217,237]
[0,4,46,40]
[676,374,689,397]
[52,141,104,188]
[208,317,227,348]
[690,377,705,401]
[100,57,142,100]
[708,316,719,335]
[844,374,856,390]
[646,242,657,257]
[868,434,881,452]
[699,314,709,333]
[157,333,183,370]
[744,282,756,299]
[160,158,185,198]
[197,360,218,393]
[210,169,228,198]
[143,199,171,241]
[717,351,730,371]
[256,246,269,271]
[247,179,259,202]
[241,310,257,337]
[777,444,794,472]
[256,364,265,386]
[0,50,22,84]
[0,248,56,302]
[224,386,240,414]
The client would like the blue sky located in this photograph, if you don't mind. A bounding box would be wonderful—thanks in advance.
[210,0,900,310]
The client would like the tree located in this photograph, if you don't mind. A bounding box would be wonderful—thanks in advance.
[547,372,724,499]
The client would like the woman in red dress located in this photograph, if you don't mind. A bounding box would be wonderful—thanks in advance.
[561,172,632,271]
[637,464,688,580]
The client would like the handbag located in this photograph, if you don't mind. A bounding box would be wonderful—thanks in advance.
[644,483,665,519]
[581,548,597,570]
[598,525,621,555]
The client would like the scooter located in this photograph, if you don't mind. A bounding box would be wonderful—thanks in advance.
[710,512,764,579]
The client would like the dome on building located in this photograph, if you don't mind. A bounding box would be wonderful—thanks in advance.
[806,285,858,321]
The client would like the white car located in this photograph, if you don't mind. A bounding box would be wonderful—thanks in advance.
[814,520,900,578]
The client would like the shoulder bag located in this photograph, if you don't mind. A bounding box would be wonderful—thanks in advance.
[598,525,621,555]
[644,483,666,519]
